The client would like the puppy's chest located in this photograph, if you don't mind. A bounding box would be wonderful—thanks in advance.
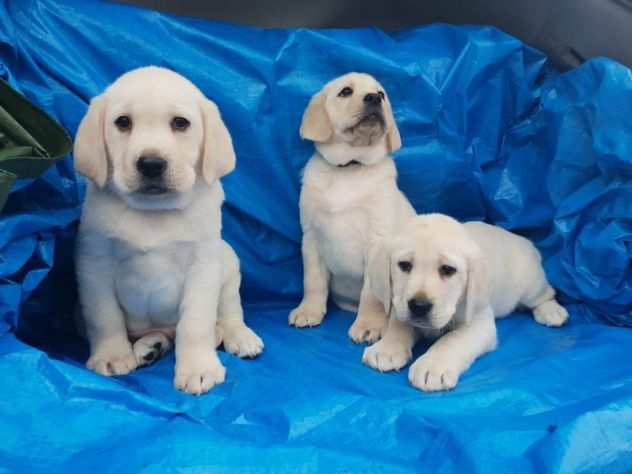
[113,241,192,324]
[307,189,373,278]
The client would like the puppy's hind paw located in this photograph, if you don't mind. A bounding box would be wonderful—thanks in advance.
[533,300,569,327]
[222,323,264,358]
[349,315,387,344]
[288,302,326,328]
[133,332,172,367]
[362,339,412,372]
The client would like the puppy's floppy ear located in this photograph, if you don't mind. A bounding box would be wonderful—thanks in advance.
[367,238,393,314]
[300,90,333,143]
[73,95,108,188]
[459,242,490,324]
[382,92,401,153]
[201,99,236,185]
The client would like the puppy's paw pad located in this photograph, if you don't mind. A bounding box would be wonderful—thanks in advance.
[174,362,226,395]
[408,357,460,392]
[288,304,325,328]
[133,333,172,367]
[223,325,264,358]
[362,341,411,372]
[533,301,569,327]
[87,350,138,376]
[349,317,387,344]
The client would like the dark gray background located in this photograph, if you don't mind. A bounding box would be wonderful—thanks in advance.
[119,0,632,70]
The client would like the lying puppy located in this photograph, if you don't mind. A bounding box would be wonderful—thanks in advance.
[290,72,415,343]
[74,66,263,395]
[363,214,568,392]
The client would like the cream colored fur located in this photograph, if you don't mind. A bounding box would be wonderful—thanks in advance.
[363,214,568,391]
[290,72,415,344]
[74,66,263,395]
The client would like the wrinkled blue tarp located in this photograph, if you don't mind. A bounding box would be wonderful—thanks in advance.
[0,0,631,472]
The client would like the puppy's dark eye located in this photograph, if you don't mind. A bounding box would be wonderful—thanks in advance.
[114,115,131,131]
[439,265,457,277]
[378,91,385,100]
[398,261,412,273]
[171,117,190,131]
[338,87,353,98]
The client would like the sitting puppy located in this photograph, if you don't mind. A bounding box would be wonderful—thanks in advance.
[74,66,263,395]
[290,72,415,343]
[362,214,568,392]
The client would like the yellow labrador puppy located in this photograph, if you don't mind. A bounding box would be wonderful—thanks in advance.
[290,72,415,343]
[363,214,568,392]
[74,66,263,395]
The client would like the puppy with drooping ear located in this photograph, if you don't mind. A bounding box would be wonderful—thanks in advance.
[362,214,568,392]
[74,66,263,395]
[290,72,415,343]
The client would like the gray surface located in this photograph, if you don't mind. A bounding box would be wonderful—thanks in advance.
[118,0,632,70]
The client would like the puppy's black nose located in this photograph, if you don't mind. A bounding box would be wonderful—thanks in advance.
[363,93,382,105]
[408,298,433,319]
[136,156,167,178]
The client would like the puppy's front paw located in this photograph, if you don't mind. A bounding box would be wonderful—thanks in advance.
[174,353,226,395]
[222,323,264,358]
[133,332,172,367]
[533,300,569,327]
[408,356,460,392]
[362,339,412,372]
[288,302,326,328]
[349,314,387,344]
[87,342,138,376]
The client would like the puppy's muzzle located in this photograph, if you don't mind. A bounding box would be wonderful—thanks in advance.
[137,156,167,179]
[363,92,382,106]
[136,155,169,195]
[408,297,433,320]
[359,93,384,124]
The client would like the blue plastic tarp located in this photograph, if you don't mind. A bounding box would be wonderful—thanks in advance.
[0,0,631,472]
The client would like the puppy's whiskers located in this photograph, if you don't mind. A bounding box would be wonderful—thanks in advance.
[351,111,365,120]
